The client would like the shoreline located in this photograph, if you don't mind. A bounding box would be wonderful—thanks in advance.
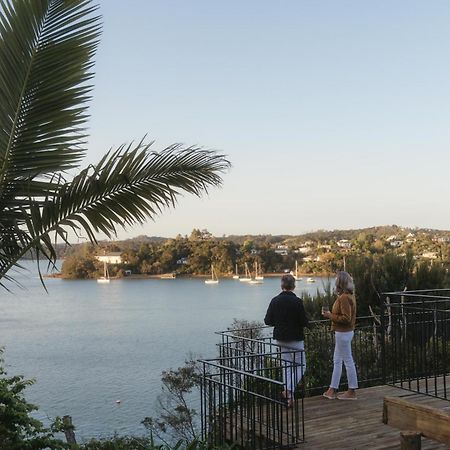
[45,272,333,280]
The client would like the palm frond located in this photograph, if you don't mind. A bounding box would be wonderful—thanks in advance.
[0,142,230,283]
[0,0,101,198]
[0,1,231,289]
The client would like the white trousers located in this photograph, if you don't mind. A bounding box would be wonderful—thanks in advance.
[276,340,306,398]
[330,331,358,390]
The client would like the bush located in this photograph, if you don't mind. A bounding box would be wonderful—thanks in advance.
[0,349,66,450]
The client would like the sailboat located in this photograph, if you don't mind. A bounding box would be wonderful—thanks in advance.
[205,264,219,284]
[232,263,240,279]
[255,261,264,281]
[239,262,252,282]
[97,260,110,283]
[249,261,263,284]
[291,260,302,281]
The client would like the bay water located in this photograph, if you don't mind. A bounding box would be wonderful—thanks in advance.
[0,261,330,441]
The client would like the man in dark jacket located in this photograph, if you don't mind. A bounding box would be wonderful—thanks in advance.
[264,274,309,406]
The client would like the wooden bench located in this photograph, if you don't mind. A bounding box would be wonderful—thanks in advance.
[383,396,450,448]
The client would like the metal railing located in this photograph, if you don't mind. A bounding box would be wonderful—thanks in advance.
[200,289,450,449]
[382,290,450,400]
[200,340,305,449]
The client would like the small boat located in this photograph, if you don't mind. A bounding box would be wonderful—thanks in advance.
[255,261,264,281]
[239,262,252,282]
[248,261,263,284]
[249,261,263,284]
[292,261,302,281]
[205,264,219,284]
[97,261,110,283]
[307,277,315,283]
[232,263,240,279]
[160,273,176,279]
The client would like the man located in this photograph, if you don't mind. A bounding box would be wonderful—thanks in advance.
[264,274,309,406]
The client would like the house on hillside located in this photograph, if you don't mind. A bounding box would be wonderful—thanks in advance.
[337,239,352,249]
[95,252,122,264]
[275,244,289,256]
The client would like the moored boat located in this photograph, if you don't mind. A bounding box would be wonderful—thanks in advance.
[205,264,219,284]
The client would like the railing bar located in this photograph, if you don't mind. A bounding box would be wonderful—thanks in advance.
[203,377,288,404]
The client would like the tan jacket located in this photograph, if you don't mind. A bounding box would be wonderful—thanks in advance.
[330,293,356,332]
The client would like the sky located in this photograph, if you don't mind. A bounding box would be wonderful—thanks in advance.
[83,0,450,239]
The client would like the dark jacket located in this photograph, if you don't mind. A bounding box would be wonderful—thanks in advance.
[264,290,309,341]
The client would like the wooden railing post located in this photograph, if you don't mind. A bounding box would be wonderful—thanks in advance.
[62,415,77,444]
[400,431,421,450]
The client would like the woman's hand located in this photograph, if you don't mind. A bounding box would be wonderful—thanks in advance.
[322,310,332,319]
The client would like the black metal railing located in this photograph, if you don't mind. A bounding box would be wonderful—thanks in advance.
[303,316,385,395]
[381,289,450,400]
[200,289,450,449]
[200,347,305,449]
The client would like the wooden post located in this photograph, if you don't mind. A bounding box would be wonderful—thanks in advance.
[400,431,421,450]
[62,415,77,444]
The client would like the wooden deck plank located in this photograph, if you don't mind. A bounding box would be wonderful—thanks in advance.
[294,379,450,449]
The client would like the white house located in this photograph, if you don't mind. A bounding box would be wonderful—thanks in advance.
[96,252,122,264]
[337,239,352,249]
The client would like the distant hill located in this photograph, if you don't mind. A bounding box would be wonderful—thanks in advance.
[44,225,450,259]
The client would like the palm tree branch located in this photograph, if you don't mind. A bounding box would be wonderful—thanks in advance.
[0,0,101,201]
[0,144,230,282]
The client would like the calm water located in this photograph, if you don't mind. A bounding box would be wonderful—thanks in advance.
[0,261,330,441]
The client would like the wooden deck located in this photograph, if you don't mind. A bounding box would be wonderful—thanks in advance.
[296,382,450,449]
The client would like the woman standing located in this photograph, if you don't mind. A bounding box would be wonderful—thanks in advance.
[322,271,358,400]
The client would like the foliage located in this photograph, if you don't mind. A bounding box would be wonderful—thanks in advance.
[61,253,99,279]
[143,357,203,443]
[0,0,229,289]
[302,280,335,320]
[303,322,334,394]
[0,349,66,449]
[78,436,234,450]
[143,319,263,445]
[346,252,449,314]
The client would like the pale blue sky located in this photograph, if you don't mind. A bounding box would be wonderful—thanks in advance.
[85,1,450,238]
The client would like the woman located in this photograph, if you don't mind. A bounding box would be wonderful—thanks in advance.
[264,274,309,407]
[322,271,358,400]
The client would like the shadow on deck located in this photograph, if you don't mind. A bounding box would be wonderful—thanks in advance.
[296,383,450,449]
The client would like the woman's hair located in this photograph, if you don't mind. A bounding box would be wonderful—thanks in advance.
[335,271,354,294]
[281,274,296,291]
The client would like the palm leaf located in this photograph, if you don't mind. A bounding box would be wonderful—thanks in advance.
[0,1,230,289]
[0,0,101,199]
[0,142,230,284]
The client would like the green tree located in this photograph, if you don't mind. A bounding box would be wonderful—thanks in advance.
[0,349,66,449]
[61,252,99,279]
[0,0,229,288]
